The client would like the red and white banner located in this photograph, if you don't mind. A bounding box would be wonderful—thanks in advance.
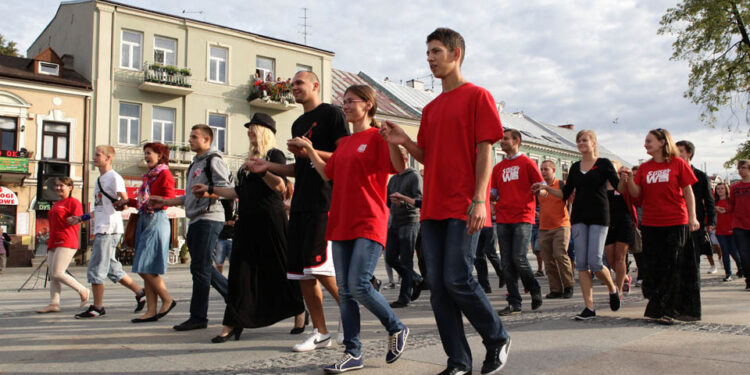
[0,186,19,205]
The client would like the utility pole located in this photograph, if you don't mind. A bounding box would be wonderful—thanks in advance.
[299,8,311,45]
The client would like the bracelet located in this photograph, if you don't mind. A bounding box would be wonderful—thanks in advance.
[472,200,485,204]
[467,200,485,216]
[80,213,91,221]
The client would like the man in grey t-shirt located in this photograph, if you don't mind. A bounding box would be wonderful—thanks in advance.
[151,124,232,331]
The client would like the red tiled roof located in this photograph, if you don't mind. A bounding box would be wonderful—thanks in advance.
[331,69,417,120]
[0,55,91,90]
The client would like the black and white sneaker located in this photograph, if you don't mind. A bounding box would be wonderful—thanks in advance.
[497,305,521,316]
[481,337,511,374]
[75,305,106,319]
[385,326,409,363]
[574,307,596,320]
[438,367,471,375]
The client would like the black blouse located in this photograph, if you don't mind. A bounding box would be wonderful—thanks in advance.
[562,158,620,226]
[234,148,287,217]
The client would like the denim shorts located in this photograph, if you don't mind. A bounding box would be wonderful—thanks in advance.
[87,233,127,284]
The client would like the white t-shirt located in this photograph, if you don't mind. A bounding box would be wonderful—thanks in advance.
[94,169,126,234]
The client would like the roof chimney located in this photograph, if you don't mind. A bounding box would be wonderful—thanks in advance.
[558,124,574,130]
[61,54,74,68]
[406,79,424,90]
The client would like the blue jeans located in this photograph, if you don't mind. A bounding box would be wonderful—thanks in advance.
[497,222,541,308]
[213,239,233,266]
[717,234,741,276]
[733,228,750,287]
[333,238,404,357]
[186,219,228,322]
[422,219,509,371]
[385,222,422,303]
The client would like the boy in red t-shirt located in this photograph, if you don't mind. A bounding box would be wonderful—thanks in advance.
[381,27,511,375]
[491,130,545,316]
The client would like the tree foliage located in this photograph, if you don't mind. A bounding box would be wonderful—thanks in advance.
[0,34,19,57]
[659,0,750,126]
[724,139,750,168]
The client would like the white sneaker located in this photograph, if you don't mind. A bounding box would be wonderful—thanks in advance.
[708,265,717,274]
[292,329,332,352]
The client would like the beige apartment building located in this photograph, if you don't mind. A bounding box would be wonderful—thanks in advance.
[28,0,336,196]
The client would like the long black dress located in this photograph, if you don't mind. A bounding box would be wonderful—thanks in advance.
[223,149,304,328]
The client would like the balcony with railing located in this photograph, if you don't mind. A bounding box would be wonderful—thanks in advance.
[247,79,299,111]
[139,63,193,96]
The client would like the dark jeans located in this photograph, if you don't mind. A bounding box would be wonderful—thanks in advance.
[186,219,228,322]
[421,219,509,371]
[385,222,422,303]
[497,222,541,308]
[717,234,742,276]
[733,228,750,287]
[475,225,502,290]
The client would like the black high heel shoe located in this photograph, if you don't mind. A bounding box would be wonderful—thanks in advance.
[211,327,243,343]
[289,311,309,334]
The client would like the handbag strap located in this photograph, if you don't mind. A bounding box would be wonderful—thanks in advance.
[97,177,119,204]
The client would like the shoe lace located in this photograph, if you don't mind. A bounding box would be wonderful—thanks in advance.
[389,333,398,352]
[335,354,353,367]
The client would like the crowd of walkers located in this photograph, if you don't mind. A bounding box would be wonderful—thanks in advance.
[29,27,750,375]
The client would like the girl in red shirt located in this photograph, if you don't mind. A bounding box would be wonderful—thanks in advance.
[714,182,741,281]
[289,85,408,372]
[729,159,750,290]
[620,128,699,325]
[37,177,89,314]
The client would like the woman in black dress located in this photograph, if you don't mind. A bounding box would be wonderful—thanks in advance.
[193,113,304,342]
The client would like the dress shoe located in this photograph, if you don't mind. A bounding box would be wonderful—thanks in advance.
[290,311,309,334]
[562,287,574,299]
[173,319,208,331]
[211,327,243,343]
[132,315,160,323]
[156,300,177,319]
[411,280,424,301]
[390,300,409,308]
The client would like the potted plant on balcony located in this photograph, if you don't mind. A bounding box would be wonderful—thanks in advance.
[180,145,191,163]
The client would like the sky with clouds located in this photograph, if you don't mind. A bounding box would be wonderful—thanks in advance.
[1,0,747,177]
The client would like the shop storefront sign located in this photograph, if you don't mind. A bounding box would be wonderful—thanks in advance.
[0,186,19,205]
[0,150,29,173]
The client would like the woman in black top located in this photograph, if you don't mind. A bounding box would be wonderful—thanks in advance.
[533,130,620,320]
[605,159,636,297]
[193,114,304,342]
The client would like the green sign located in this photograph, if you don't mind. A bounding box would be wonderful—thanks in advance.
[37,201,52,211]
[0,157,29,173]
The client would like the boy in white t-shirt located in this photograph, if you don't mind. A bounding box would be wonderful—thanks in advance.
[69,145,145,318]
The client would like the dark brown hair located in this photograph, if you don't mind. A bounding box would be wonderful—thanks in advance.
[192,124,214,141]
[426,27,466,65]
[506,129,522,143]
[344,84,379,128]
[55,177,74,198]
[676,140,695,160]
[714,182,729,201]
[143,142,170,165]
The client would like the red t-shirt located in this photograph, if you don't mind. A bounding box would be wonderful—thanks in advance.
[634,157,697,227]
[715,199,733,235]
[729,181,750,230]
[492,154,544,224]
[325,127,396,247]
[417,83,503,225]
[47,197,83,250]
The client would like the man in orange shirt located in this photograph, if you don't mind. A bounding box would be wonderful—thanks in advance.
[538,160,574,299]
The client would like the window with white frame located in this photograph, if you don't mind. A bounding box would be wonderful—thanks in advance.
[209,46,227,83]
[0,116,17,150]
[152,107,175,144]
[154,36,177,66]
[296,64,312,72]
[118,102,141,145]
[38,62,60,76]
[208,113,227,152]
[121,30,142,70]
[256,56,275,81]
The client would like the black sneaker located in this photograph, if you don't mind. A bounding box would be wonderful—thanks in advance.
[531,292,543,310]
[410,280,424,301]
[482,285,492,294]
[574,307,596,320]
[75,305,106,319]
[737,269,743,278]
[498,278,506,289]
[389,300,409,308]
[545,292,562,299]
[480,337,511,374]
[173,319,208,331]
[609,289,621,311]
[497,305,521,316]
[437,367,471,375]
[134,288,146,313]
[562,287,574,299]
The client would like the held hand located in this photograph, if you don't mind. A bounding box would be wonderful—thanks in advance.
[113,199,128,210]
[619,167,632,181]
[466,201,486,235]
[530,182,545,194]
[192,183,208,198]
[389,196,403,206]
[380,121,408,145]
[688,218,701,232]
[247,158,269,174]
[287,138,309,157]
[148,196,165,208]
[706,225,715,233]
[66,216,80,225]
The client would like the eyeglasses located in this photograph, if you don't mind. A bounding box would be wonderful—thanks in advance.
[341,99,365,106]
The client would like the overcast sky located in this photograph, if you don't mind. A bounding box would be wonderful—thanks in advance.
[1,0,747,177]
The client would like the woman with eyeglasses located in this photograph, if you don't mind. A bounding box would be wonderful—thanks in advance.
[714,182,742,281]
[619,128,700,325]
[728,160,750,290]
[37,177,90,313]
[287,84,409,373]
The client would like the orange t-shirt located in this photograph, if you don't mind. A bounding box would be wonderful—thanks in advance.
[538,179,570,230]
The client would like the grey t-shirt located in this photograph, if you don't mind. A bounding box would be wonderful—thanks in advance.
[183,149,232,222]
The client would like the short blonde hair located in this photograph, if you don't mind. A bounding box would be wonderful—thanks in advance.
[248,125,277,159]
[95,145,116,158]
[576,130,599,157]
